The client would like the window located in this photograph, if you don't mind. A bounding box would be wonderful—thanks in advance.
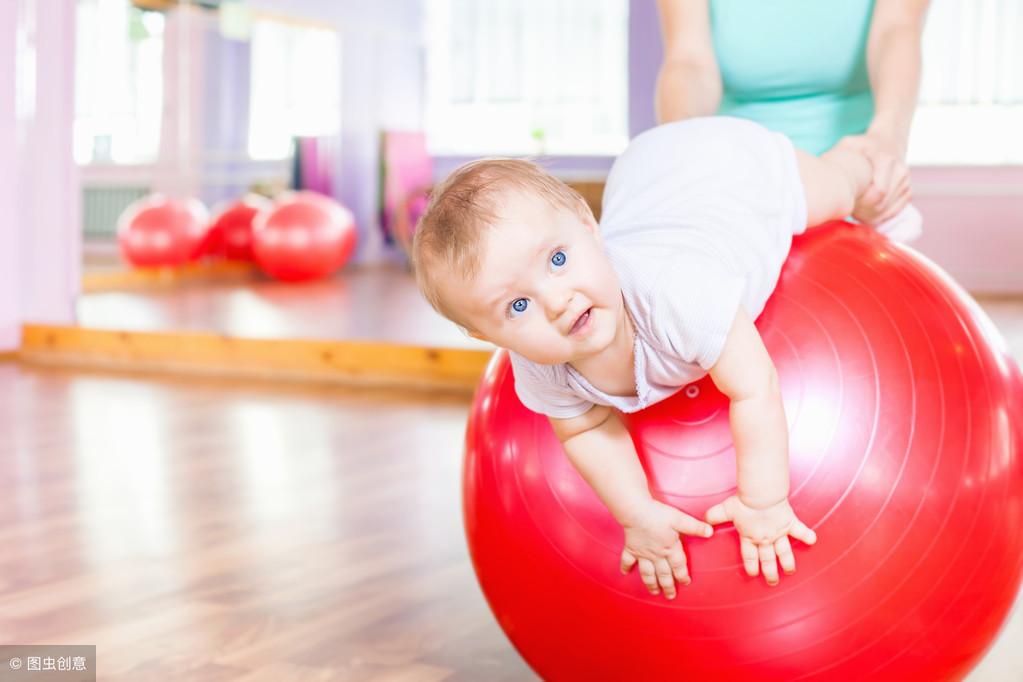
[425,0,629,156]
[248,19,342,161]
[74,0,164,165]
[908,0,1023,165]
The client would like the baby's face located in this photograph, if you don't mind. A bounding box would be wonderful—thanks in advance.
[441,190,624,365]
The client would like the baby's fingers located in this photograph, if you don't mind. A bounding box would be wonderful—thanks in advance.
[740,536,759,578]
[667,545,690,586]
[759,543,779,586]
[655,557,676,600]
[673,511,714,538]
[789,519,818,546]
[775,536,796,575]
[705,502,731,526]
[638,558,659,595]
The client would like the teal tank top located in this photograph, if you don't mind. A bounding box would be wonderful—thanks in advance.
[710,0,875,155]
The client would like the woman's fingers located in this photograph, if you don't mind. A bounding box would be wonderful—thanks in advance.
[860,182,885,211]
[876,162,911,218]
[878,185,912,224]
[870,156,894,204]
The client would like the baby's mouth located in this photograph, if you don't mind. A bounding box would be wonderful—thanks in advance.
[569,307,592,335]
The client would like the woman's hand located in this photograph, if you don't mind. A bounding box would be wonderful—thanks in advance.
[840,131,912,224]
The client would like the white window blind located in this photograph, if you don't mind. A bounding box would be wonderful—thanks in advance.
[909,0,1023,164]
[248,19,342,161]
[425,0,629,156]
[74,0,164,165]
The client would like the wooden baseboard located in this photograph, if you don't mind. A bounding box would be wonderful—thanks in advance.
[19,325,491,393]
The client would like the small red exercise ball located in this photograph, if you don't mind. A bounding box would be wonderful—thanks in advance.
[203,194,272,261]
[464,222,1023,681]
[251,191,357,282]
[117,194,208,267]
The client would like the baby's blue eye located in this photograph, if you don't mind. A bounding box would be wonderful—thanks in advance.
[509,298,529,318]
[551,250,567,269]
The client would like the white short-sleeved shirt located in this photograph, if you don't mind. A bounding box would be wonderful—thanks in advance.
[510,117,808,419]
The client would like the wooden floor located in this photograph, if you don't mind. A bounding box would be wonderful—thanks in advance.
[0,364,533,681]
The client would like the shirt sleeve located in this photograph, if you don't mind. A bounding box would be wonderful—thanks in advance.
[651,257,747,371]
[508,352,594,419]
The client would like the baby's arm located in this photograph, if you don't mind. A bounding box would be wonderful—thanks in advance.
[705,305,817,585]
[550,406,713,599]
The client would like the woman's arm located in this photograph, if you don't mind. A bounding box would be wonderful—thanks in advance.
[864,0,932,157]
[654,0,722,124]
[843,0,931,223]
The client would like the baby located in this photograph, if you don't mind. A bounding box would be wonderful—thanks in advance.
[412,116,895,600]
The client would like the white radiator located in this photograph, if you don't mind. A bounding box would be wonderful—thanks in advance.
[82,186,149,238]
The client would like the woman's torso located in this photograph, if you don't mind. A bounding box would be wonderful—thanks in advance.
[710,0,876,155]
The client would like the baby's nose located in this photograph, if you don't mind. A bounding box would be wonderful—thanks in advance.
[541,286,572,321]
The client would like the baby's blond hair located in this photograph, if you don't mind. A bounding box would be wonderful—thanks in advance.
[411,158,591,329]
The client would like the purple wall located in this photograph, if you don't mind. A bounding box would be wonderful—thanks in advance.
[629,0,662,138]
[200,26,253,209]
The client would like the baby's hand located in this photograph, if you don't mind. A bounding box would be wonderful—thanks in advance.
[705,496,817,586]
[620,499,714,600]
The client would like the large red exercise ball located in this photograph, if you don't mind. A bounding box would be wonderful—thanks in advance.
[464,222,1023,681]
[117,194,208,267]
[201,194,272,261]
[251,191,357,282]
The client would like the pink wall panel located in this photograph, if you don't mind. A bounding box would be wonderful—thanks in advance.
[0,0,79,351]
[0,1,18,349]
[911,166,1023,294]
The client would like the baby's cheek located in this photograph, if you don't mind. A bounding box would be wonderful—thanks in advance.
[526,331,567,364]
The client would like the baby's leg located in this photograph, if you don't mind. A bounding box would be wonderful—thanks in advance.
[794,143,871,228]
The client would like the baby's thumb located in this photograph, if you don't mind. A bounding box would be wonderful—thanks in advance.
[674,512,713,538]
[704,502,730,527]
[620,548,637,574]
